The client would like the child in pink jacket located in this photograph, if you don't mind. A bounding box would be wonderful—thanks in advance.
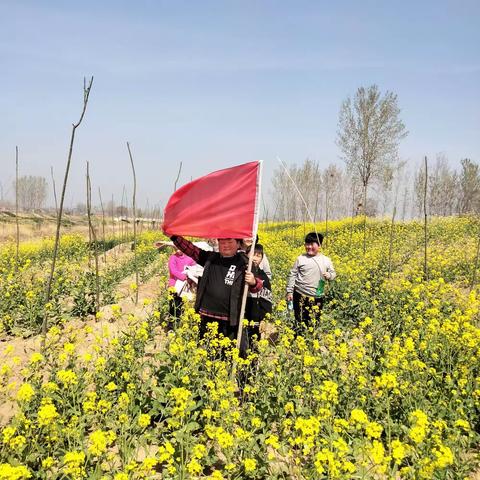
[168,249,196,325]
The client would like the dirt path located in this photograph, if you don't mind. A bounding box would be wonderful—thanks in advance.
[0,263,167,426]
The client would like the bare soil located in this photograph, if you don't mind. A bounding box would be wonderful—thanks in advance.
[0,252,167,426]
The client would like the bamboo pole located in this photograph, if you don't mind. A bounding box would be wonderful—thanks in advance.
[387,205,397,278]
[348,184,356,252]
[174,161,183,191]
[98,187,107,263]
[236,161,262,351]
[86,169,92,269]
[470,219,480,291]
[324,173,334,249]
[111,194,116,258]
[127,142,139,304]
[423,156,428,281]
[42,76,93,346]
[362,184,367,256]
[86,162,100,313]
[121,185,127,245]
[50,166,59,217]
[15,146,19,271]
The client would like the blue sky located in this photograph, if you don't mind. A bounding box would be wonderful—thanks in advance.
[1,0,479,209]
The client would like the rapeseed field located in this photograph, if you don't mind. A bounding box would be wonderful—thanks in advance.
[0,217,479,479]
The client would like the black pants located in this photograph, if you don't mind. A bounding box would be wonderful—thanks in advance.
[167,293,183,330]
[199,315,248,358]
[245,324,260,351]
[293,290,324,334]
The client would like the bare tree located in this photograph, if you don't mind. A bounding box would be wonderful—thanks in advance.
[414,155,458,217]
[270,159,323,222]
[375,164,394,216]
[15,175,48,211]
[429,154,457,216]
[269,159,360,222]
[458,158,480,214]
[413,163,426,217]
[328,165,353,219]
[400,169,411,221]
[337,85,408,252]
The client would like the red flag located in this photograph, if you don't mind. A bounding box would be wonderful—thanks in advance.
[162,161,261,238]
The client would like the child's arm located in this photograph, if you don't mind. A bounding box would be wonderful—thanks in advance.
[245,271,263,293]
[171,235,208,265]
[325,258,337,281]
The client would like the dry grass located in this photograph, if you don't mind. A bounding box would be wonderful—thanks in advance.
[0,213,90,244]
[0,212,155,245]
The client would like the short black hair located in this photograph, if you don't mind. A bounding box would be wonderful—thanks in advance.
[254,243,264,255]
[247,243,264,256]
[305,232,323,246]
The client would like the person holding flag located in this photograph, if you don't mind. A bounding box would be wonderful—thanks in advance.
[161,161,263,348]
[167,235,263,340]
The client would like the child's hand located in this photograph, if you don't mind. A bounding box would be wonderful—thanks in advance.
[324,271,332,280]
[245,271,256,286]
[286,293,293,302]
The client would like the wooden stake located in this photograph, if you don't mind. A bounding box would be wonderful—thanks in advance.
[470,219,480,291]
[15,146,19,271]
[127,142,139,304]
[174,161,183,191]
[387,205,397,278]
[111,193,116,259]
[98,187,107,263]
[50,166,59,217]
[362,184,367,256]
[86,162,100,313]
[423,156,428,281]
[42,76,93,346]
[86,169,92,269]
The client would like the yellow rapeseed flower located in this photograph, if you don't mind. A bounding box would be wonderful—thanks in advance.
[56,369,78,387]
[37,399,59,427]
[243,458,257,473]
[16,383,35,402]
[138,413,151,428]
[0,463,32,479]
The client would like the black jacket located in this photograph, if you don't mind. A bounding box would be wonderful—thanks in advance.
[246,267,273,324]
[195,250,249,326]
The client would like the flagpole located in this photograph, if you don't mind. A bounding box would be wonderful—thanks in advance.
[236,160,262,351]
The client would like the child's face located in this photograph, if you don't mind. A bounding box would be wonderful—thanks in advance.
[253,251,263,267]
[304,242,319,256]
